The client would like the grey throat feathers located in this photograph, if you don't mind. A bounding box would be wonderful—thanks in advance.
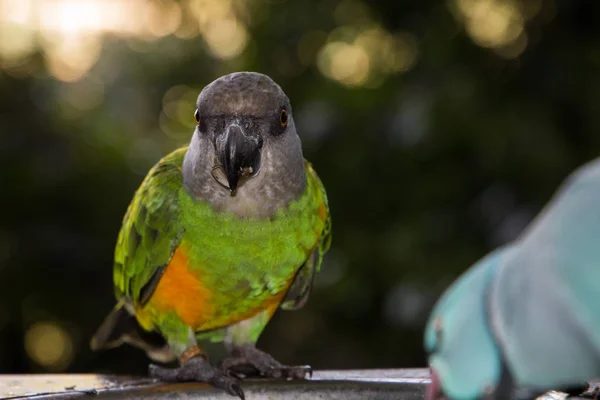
[182,130,307,219]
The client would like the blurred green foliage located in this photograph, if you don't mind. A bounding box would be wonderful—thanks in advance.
[1,0,600,376]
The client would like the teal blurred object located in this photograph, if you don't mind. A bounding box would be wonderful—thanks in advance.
[490,159,600,393]
[425,159,600,399]
[424,246,513,400]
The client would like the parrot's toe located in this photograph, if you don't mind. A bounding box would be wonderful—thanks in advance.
[149,355,245,399]
[230,381,246,400]
[266,364,312,380]
[221,345,312,381]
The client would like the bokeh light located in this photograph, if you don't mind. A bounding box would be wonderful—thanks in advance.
[0,0,421,87]
[318,41,370,87]
[0,0,551,85]
[317,26,418,88]
[0,0,253,81]
[24,322,74,371]
[449,0,546,58]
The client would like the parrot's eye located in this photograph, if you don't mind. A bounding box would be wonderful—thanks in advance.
[194,109,200,125]
[279,109,288,127]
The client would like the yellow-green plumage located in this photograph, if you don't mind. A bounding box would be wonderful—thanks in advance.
[111,145,330,352]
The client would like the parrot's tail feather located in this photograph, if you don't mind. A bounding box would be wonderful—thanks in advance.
[91,302,176,364]
[90,302,130,351]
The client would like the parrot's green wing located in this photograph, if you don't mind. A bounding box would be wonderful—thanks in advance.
[280,162,332,311]
[91,147,187,356]
[114,146,187,307]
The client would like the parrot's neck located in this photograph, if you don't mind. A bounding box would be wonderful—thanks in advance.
[182,141,307,219]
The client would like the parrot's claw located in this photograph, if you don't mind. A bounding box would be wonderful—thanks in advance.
[265,365,312,380]
[149,355,245,399]
[221,345,312,381]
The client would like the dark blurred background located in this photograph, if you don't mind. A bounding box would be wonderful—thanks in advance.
[0,0,599,376]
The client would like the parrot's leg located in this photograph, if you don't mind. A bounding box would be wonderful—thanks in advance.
[220,310,312,380]
[148,329,245,399]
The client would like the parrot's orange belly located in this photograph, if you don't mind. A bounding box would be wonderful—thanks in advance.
[138,246,287,331]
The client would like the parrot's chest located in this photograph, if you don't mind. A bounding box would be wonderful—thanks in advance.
[151,202,321,330]
[182,215,313,294]
[146,242,293,332]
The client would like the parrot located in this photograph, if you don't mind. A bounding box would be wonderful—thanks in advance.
[424,245,515,400]
[90,72,332,399]
[424,158,600,400]
[488,159,600,396]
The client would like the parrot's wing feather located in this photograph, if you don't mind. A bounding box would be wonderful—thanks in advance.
[113,147,187,307]
[139,264,168,306]
[280,162,331,311]
[280,248,319,310]
[489,159,600,390]
[91,300,137,350]
[94,148,187,359]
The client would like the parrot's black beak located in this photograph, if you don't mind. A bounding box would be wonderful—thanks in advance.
[215,124,263,196]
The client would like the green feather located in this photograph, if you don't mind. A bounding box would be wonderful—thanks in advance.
[114,147,186,303]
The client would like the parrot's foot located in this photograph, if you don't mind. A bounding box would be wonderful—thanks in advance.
[221,344,312,380]
[149,355,245,399]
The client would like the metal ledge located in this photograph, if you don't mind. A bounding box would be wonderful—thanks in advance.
[0,370,428,399]
[0,370,597,399]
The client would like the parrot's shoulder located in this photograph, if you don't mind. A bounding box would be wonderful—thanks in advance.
[125,146,187,226]
[141,146,187,193]
[113,146,188,307]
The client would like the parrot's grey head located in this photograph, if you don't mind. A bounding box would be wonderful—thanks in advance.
[182,72,306,217]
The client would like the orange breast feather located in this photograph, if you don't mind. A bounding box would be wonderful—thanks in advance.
[147,247,214,329]
[143,246,290,331]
